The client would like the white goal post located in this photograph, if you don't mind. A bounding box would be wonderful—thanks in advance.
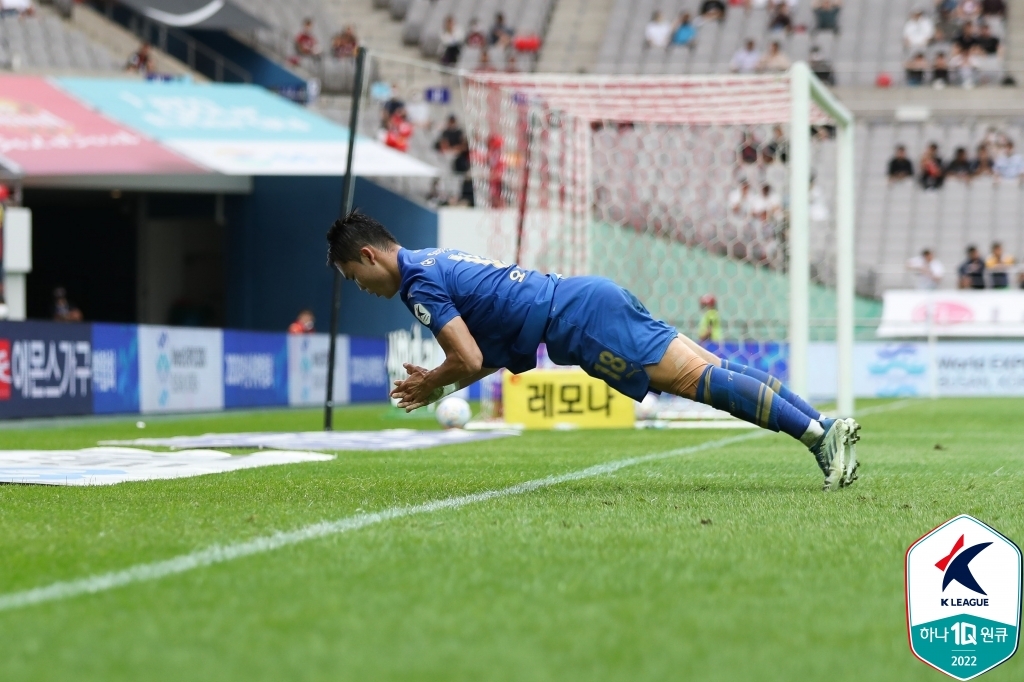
[460,63,855,417]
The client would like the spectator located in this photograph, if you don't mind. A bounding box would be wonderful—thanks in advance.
[672,12,697,47]
[974,22,1003,83]
[700,0,726,21]
[645,11,673,48]
[295,18,321,60]
[730,39,761,73]
[933,8,960,44]
[331,25,358,59]
[739,131,759,164]
[993,140,1024,180]
[697,294,723,343]
[920,142,945,189]
[768,4,792,34]
[728,179,753,217]
[384,106,413,152]
[765,125,788,163]
[985,242,1014,288]
[812,0,841,33]
[476,50,496,72]
[439,15,464,66]
[809,45,835,84]
[932,51,950,86]
[465,18,486,48]
[971,143,994,175]
[288,310,315,334]
[759,41,791,72]
[955,21,978,52]
[489,12,514,47]
[125,42,153,75]
[976,21,1003,55]
[946,147,972,177]
[958,245,986,289]
[887,144,914,180]
[903,9,935,53]
[957,0,982,23]
[905,52,928,85]
[949,43,978,87]
[981,0,1006,20]
[751,183,782,222]
[906,249,944,289]
[435,115,470,173]
[53,287,82,322]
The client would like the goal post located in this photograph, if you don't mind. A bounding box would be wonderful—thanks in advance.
[461,64,856,417]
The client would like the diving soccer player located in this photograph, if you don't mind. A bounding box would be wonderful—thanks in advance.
[327,211,860,491]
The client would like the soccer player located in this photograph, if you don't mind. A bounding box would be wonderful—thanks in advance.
[327,211,860,491]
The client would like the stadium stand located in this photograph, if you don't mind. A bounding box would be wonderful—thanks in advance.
[0,3,120,71]
[593,0,1018,85]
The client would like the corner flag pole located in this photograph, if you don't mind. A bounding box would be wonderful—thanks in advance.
[324,46,367,431]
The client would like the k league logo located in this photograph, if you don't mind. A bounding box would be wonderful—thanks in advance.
[906,515,1022,680]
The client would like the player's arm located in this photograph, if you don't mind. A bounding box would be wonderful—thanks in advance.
[391,317,490,411]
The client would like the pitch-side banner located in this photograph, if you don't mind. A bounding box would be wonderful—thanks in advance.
[877,290,1024,338]
[0,321,92,418]
[91,323,140,414]
[223,330,288,408]
[286,333,348,407]
[138,326,223,413]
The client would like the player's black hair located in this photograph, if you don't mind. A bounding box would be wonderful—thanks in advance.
[326,209,399,265]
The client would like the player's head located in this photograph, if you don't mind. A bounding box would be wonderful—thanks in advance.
[327,210,402,298]
[699,294,716,309]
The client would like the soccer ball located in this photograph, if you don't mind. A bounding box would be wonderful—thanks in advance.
[436,396,472,429]
[635,393,659,420]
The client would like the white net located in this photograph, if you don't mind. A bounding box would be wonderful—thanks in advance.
[460,73,846,341]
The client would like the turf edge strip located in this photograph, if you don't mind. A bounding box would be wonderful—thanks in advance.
[0,399,911,613]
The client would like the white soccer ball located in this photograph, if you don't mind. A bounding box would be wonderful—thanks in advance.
[436,396,472,429]
[635,393,659,420]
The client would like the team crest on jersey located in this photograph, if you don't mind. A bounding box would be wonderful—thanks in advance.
[906,514,1021,680]
[414,303,431,326]
[420,258,436,266]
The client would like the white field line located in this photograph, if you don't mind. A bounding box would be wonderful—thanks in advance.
[0,399,914,613]
[0,432,764,613]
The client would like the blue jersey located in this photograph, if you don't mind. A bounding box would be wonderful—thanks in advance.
[398,247,559,374]
[397,247,678,400]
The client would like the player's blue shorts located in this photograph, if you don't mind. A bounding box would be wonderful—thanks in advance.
[543,276,678,401]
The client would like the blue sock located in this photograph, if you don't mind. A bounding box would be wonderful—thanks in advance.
[695,366,816,443]
[721,359,822,420]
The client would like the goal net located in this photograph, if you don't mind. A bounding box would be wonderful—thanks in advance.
[460,66,856,419]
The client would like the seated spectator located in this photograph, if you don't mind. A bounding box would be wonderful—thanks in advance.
[476,50,496,72]
[949,43,978,87]
[295,18,321,60]
[981,0,1006,20]
[739,131,759,163]
[700,0,727,21]
[907,249,944,289]
[765,125,788,163]
[958,245,986,289]
[435,114,470,171]
[53,287,82,322]
[976,22,1001,55]
[809,45,835,84]
[905,52,928,85]
[672,13,697,47]
[768,4,792,34]
[750,184,782,223]
[439,15,464,66]
[903,9,935,53]
[288,310,315,334]
[933,8,960,44]
[331,25,358,59]
[384,106,413,152]
[0,0,34,17]
[645,11,673,48]
[993,140,1024,180]
[985,242,1014,288]
[887,144,914,180]
[974,22,1003,83]
[935,0,958,14]
[920,143,945,189]
[489,12,514,47]
[125,42,153,75]
[957,0,982,23]
[932,51,950,86]
[730,39,761,73]
[759,41,791,73]
[812,0,841,33]
[728,179,753,217]
[971,143,994,175]
[946,147,972,177]
[954,22,977,54]
[465,18,487,48]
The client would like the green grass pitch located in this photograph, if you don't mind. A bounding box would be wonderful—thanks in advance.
[0,398,1021,681]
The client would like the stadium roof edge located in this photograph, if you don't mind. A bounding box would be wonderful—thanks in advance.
[22,173,252,193]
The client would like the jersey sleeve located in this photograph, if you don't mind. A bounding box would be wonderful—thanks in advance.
[404,269,459,337]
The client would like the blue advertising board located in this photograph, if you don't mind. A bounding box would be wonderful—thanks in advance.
[0,321,93,418]
[223,330,288,408]
[349,336,388,403]
[91,323,140,414]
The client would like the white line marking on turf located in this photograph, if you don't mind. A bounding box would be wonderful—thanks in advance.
[0,432,765,613]
[855,399,915,417]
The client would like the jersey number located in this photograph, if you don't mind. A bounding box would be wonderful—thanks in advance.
[593,351,627,381]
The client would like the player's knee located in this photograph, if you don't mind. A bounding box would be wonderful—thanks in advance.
[645,339,709,400]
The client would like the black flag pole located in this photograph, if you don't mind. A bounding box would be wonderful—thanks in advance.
[324,47,367,431]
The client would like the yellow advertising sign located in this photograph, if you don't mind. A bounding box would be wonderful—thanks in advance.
[502,369,635,430]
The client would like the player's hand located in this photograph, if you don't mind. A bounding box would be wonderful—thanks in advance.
[390,363,434,412]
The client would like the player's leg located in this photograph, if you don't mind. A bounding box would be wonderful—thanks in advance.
[644,338,851,490]
[674,333,824,421]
